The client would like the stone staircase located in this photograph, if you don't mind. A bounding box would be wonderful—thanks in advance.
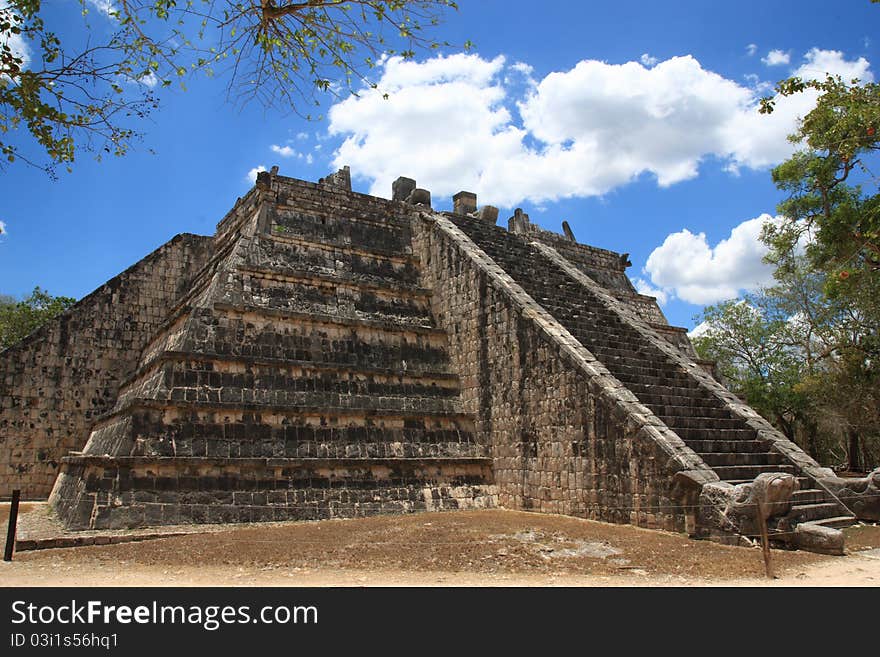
[50,178,496,529]
[448,211,853,540]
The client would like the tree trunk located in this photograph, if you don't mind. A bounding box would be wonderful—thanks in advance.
[847,429,862,473]
[775,414,795,442]
[805,420,819,461]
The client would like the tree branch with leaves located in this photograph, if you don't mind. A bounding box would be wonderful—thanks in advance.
[1,0,463,175]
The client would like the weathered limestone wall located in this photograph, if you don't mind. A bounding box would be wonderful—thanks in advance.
[51,456,494,529]
[0,233,213,498]
[414,213,717,533]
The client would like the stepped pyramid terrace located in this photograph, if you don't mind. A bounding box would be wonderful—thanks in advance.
[3,166,879,554]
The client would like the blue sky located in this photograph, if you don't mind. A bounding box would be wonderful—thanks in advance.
[1,0,878,330]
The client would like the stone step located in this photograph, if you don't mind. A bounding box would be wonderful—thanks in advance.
[810,516,856,530]
[601,363,694,382]
[792,488,828,505]
[55,454,497,530]
[271,208,414,256]
[226,270,435,327]
[157,387,465,412]
[116,358,464,411]
[619,380,707,401]
[684,439,771,453]
[547,308,635,328]
[253,237,422,287]
[673,427,758,441]
[724,476,812,487]
[580,342,670,361]
[596,355,673,372]
[713,464,798,480]
[659,416,746,430]
[788,503,845,523]
[547,314,637,338]
[239,265,432,299]
[607,369,691,385]
[626,382,719,400]
[95,396,475,430]
[451,217,733,423]
[122,350,460,390]
[697,452,787,467]
[146,305,453,371]
[616,373,706,391]
[651,405,733,420]
[264,231,419,269]
[86,401,485,460]
[632,392,725,409]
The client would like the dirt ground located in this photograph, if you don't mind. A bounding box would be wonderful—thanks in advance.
[2,507,879,587]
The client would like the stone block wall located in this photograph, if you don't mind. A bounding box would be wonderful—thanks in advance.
[0,233,212,498]
[51,455,494,530]
[413,214,715,533]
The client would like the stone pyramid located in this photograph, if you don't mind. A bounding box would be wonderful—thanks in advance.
[8,166,862,552]
[50,170,496,529]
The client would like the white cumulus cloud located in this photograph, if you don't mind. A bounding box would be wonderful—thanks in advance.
[633,278,669,306]
[795,47,872,82]
[640,53,658,67]
[271,144,297,158]
[245,165,266,183]
[136,71,158,88]
[269,143,316,165]
[688,320,712,338]
[330,53,524,204]
[511,61,535,76]
[642,214,781,305]
[720,48,872,172]
[762,49,790,66]
[746,44,758,57]
[86,0,117,17]
[327,49,872,207]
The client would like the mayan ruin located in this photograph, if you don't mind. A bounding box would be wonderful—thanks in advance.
[3,166,878,559]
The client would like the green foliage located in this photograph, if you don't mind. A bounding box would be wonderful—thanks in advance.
[0,286,76,350]
[698,69,880,469]
[693,294,810,443]
[760,75,880,295]
[693,254,879,467]
[114,1,461,111]
[1,1,461,175]
[1,0,160,177]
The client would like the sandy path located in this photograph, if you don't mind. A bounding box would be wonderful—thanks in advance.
[2,508,878,587]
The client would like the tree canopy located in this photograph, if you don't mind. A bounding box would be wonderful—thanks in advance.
[696,70,880,471]
[1,0,461,176]
[0,286,76,350]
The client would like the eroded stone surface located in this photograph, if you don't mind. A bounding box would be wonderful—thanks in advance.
[820,468,880,522]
